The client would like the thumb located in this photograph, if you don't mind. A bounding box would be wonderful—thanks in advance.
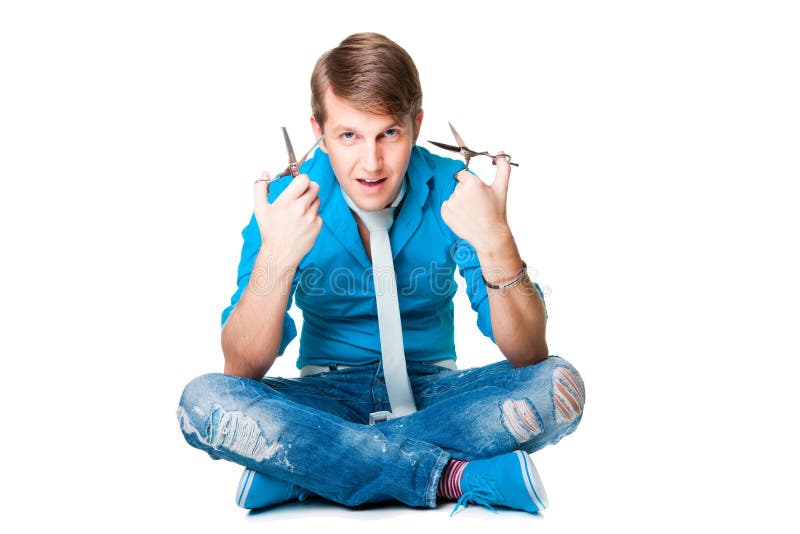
[253,171,271,212]
[491,152,511,197]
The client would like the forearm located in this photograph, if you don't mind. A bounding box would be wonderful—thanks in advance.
[476,230,548,367]
[221,248,297,379]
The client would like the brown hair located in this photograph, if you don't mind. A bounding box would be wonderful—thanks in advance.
[310,33,422,129]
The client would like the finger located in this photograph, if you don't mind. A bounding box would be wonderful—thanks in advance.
[276,173,312,202]
[307,195,321,216]
[297,180,321,212]
[255,170,272,183]
[491,151,511,196]
[454,168,480,185]
[446,180,463,202]
[253,178,269,210]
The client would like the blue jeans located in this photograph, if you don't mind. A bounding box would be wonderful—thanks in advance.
[177,355,585,508]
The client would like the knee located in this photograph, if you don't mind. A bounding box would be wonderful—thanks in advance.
[550,361,585,424]
[176,374,287,463]
[178,373,229,411]
[515,356,586,424]
[176,373,235,440]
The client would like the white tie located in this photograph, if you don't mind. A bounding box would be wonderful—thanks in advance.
[341,180,417,420]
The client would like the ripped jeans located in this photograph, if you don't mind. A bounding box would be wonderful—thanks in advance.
[177,355,585,508]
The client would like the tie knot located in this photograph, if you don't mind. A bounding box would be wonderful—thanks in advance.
[340,178,407,234]
[359,208,394,232]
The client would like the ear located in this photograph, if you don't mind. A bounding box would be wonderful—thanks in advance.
[412,110,424,143]
[310,115,328,154]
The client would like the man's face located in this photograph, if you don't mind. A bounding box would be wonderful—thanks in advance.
[311,89,423,211]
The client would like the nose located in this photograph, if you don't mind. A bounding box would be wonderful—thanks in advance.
[361,140,382,173]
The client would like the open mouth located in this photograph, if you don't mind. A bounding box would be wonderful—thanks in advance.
[356,177,388,188]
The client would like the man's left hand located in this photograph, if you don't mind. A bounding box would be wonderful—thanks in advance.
[441,154,513,253]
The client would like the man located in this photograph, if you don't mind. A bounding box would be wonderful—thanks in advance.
[177,32,585,514]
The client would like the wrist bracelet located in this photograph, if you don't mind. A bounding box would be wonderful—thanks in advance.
[482,261,527,289]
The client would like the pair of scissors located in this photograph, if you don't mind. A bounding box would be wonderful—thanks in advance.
[428,122,519,172]
[255,129,325,191]
[279,127,325,179]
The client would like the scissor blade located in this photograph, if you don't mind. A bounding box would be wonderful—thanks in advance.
[282,126,297,164]
[428,140,463,153]
[299,135,324,165]
[448,122,467,149]
[277,135,324,178]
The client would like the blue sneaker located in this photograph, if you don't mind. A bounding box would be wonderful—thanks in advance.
[452,451,549,515]
[236,468,312,509]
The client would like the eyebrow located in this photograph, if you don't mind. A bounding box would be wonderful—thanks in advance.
[329,122,403,135]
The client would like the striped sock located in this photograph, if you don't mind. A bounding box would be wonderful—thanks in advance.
[437,459,468,500]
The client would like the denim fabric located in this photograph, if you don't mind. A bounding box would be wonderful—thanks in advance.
[177,355,585,508]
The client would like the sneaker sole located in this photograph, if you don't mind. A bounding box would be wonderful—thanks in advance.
[236,468,256,508]
[515,451,549,511]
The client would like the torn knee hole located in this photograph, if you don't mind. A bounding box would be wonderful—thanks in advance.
[501,398,543,443]
[553,367,585,423]
[206,406,281,461]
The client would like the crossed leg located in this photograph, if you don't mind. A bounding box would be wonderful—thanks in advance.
[177,355,585,508]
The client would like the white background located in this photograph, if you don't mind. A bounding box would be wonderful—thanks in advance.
[1,1,798,532]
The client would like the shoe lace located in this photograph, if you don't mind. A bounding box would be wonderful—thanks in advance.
[450,477,499,517]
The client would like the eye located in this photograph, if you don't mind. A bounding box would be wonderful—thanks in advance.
[384,128,399,138]
[341,132,355,141]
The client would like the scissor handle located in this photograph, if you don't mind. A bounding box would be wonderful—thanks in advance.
[254,177,272,194]
[491,154,519,167]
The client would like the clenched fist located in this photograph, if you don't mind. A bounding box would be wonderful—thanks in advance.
[253,172,323,269]
[440,154,513,253]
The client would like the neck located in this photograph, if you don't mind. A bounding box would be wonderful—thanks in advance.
[342,176,407,214]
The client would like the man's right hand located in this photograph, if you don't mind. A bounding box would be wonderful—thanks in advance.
[253,172,323,269]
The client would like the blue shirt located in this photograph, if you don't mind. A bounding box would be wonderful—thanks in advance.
[222,145,545,369]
